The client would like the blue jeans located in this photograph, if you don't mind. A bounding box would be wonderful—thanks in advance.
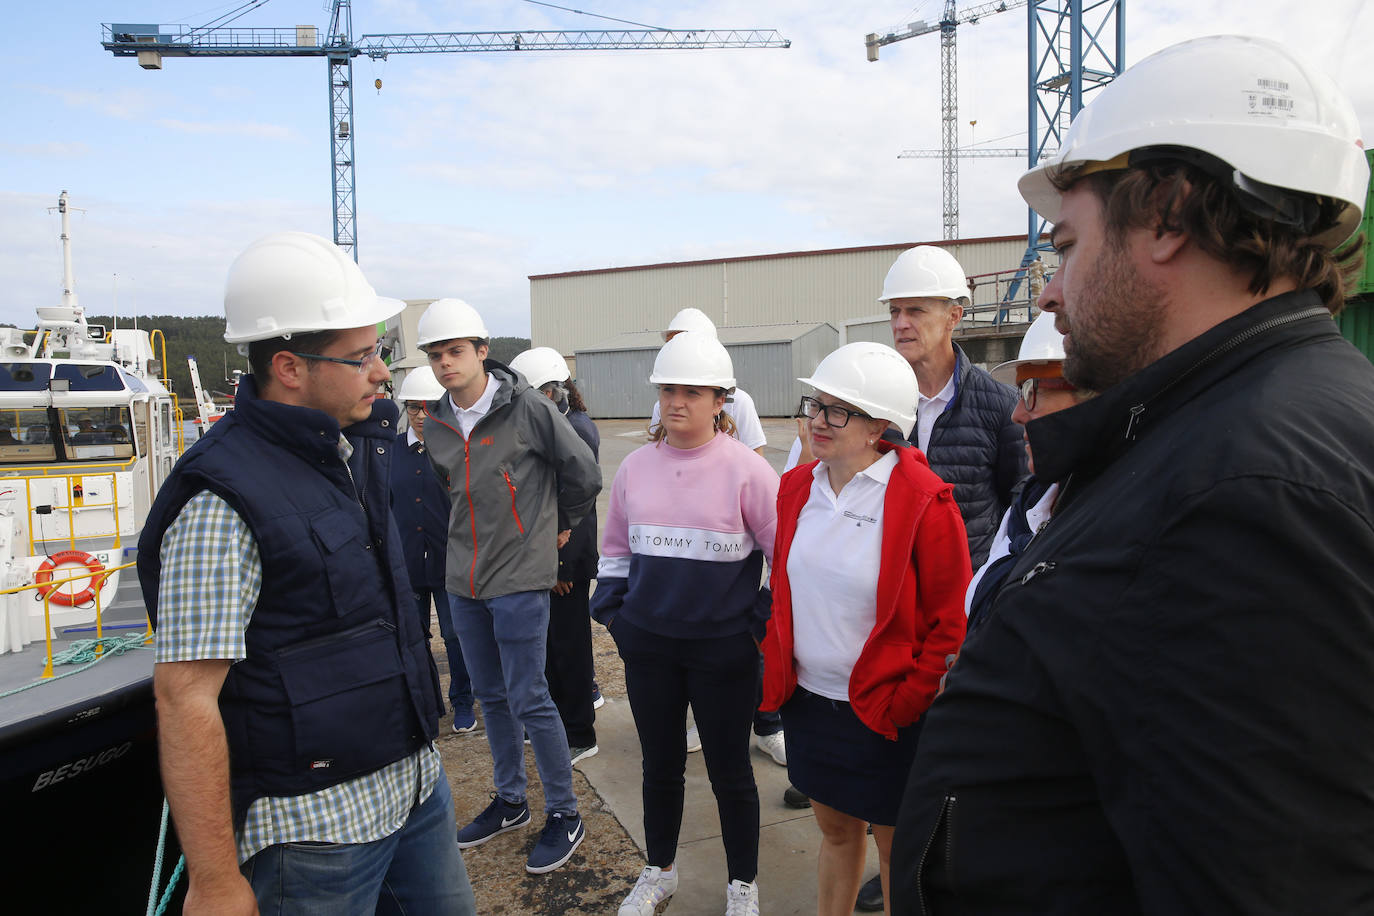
[242,774,475,915]
[417,588,472,714]
[448,589,577,816]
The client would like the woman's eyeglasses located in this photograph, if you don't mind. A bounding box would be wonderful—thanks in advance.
[797,396,868,428]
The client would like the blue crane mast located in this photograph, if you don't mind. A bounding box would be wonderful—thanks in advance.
[102,0,790,260]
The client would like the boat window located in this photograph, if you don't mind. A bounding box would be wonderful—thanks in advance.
[0,363,52,391]
[59,407,135,460]
[0,363,128,392]
[54,364,125,391]
[133,402,151,457]
[0,408,57,463]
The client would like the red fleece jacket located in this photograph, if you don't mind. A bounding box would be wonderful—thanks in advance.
[761,444,971,739]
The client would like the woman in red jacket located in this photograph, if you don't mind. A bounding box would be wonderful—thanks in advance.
[760,342,970,916]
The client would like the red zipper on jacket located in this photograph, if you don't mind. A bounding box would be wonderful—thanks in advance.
[425,405,480,598]
[501,469,525,535]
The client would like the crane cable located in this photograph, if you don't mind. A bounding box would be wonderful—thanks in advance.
[520,0,666,31]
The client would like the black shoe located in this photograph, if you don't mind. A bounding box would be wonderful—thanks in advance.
[855,874,884,912]
[782,785,811,809]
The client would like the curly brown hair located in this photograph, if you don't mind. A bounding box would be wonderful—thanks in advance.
[1054,159,1364,314]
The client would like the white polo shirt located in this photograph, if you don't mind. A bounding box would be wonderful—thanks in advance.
[915,372,956,454]
[447,372,499,440]
[786,450,896,701]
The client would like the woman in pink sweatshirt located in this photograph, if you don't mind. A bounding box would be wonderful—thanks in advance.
[592,331,778,916]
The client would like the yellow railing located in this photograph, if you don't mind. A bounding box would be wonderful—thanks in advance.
[0,469,128,554]
[0,559,142,678]
[148,329,187,454]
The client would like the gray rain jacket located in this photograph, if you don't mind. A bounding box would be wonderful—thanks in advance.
[423,360,601,600]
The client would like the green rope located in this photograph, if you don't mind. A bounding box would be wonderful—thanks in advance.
[0,632,151,699]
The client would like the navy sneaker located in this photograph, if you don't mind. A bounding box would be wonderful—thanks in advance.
[592,683,605,709]
[456,793,530,849]
[525,812,585,874]
[452,709,478,734]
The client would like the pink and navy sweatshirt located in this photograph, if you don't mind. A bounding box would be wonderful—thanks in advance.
[591,432,778,641]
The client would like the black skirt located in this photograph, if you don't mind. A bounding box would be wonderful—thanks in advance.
[780,686,922,826]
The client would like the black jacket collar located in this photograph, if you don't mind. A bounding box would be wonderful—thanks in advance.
[1027,289,1333,487]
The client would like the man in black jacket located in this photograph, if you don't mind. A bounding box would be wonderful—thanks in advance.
[893,35,1374,915]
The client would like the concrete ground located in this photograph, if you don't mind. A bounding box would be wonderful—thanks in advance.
[438,417,885,914]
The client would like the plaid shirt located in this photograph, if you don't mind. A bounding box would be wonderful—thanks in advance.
[155,437,442,864]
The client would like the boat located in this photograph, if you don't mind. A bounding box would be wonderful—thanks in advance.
[0,192,188,913]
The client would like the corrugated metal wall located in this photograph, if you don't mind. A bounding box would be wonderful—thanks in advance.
[576,325,841,419]
[575,347,659,421]
[532,238,1049,357]
[1337,297,1374,363]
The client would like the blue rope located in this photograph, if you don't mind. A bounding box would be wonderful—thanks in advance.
[146,798,186,916]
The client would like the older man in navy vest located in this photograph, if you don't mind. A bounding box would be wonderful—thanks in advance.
[138,233,474,915]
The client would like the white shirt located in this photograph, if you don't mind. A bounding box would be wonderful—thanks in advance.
[447,372,499,440]
[406,427,421,448]
[649,386,767,450]
[786,450,896,700]
[916,372,957,454]
[963,482,1059,616]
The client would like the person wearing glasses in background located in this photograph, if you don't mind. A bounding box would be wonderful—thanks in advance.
[964,312,1091,634]
[391,366,477,735]
[760,342,970,916]
[138,232,474,913]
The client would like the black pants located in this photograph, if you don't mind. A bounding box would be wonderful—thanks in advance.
[545,579,597,747]
[613,615,760,883]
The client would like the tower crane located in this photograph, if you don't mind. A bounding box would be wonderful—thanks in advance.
[102,1,790,260]
[865,1,1028,240]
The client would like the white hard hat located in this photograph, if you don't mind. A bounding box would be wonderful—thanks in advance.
[223,232,404,344]
[663,307,719,341]
[799,342,918,439]
[510,346,570,389]
[1018,35,1369,249]
[878,246,970,303]
[396,366,445,402]
[991,312,1067,384]
[649,331,735,389]
[415,298,490,349]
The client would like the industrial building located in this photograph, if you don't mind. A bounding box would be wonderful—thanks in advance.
[530,236,1054,418]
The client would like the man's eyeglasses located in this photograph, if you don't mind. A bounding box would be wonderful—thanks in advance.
[797,396,869,429]
[290,339,390,375]
[404,403,426,414]
[1019,376,1076,411]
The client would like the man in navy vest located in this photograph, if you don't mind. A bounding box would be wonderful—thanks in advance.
[138,232,474,914]
[390,365,477,734]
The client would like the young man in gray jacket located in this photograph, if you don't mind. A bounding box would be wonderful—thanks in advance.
[417,298,602,875]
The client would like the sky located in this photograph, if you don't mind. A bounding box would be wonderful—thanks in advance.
[3,0,1371,339]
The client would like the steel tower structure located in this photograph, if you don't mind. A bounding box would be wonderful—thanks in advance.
[103,1,789,260]
[866,1,1028,240]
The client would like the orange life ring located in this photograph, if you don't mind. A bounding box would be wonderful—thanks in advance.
[35,550,106,607]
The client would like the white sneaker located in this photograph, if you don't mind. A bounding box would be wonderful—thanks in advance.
[755,730,786,766]
[619,865,679,916]
[724,878,760,916]
[685,724,702,753]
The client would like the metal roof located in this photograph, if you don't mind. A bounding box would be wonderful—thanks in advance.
[578,322,837,354]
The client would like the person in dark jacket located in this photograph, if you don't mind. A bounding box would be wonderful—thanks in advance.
[391,366,476,733]
[892,35,1374,915]
[510,347,600,763]
[963,312,1088,635]
[139,232,474,914]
